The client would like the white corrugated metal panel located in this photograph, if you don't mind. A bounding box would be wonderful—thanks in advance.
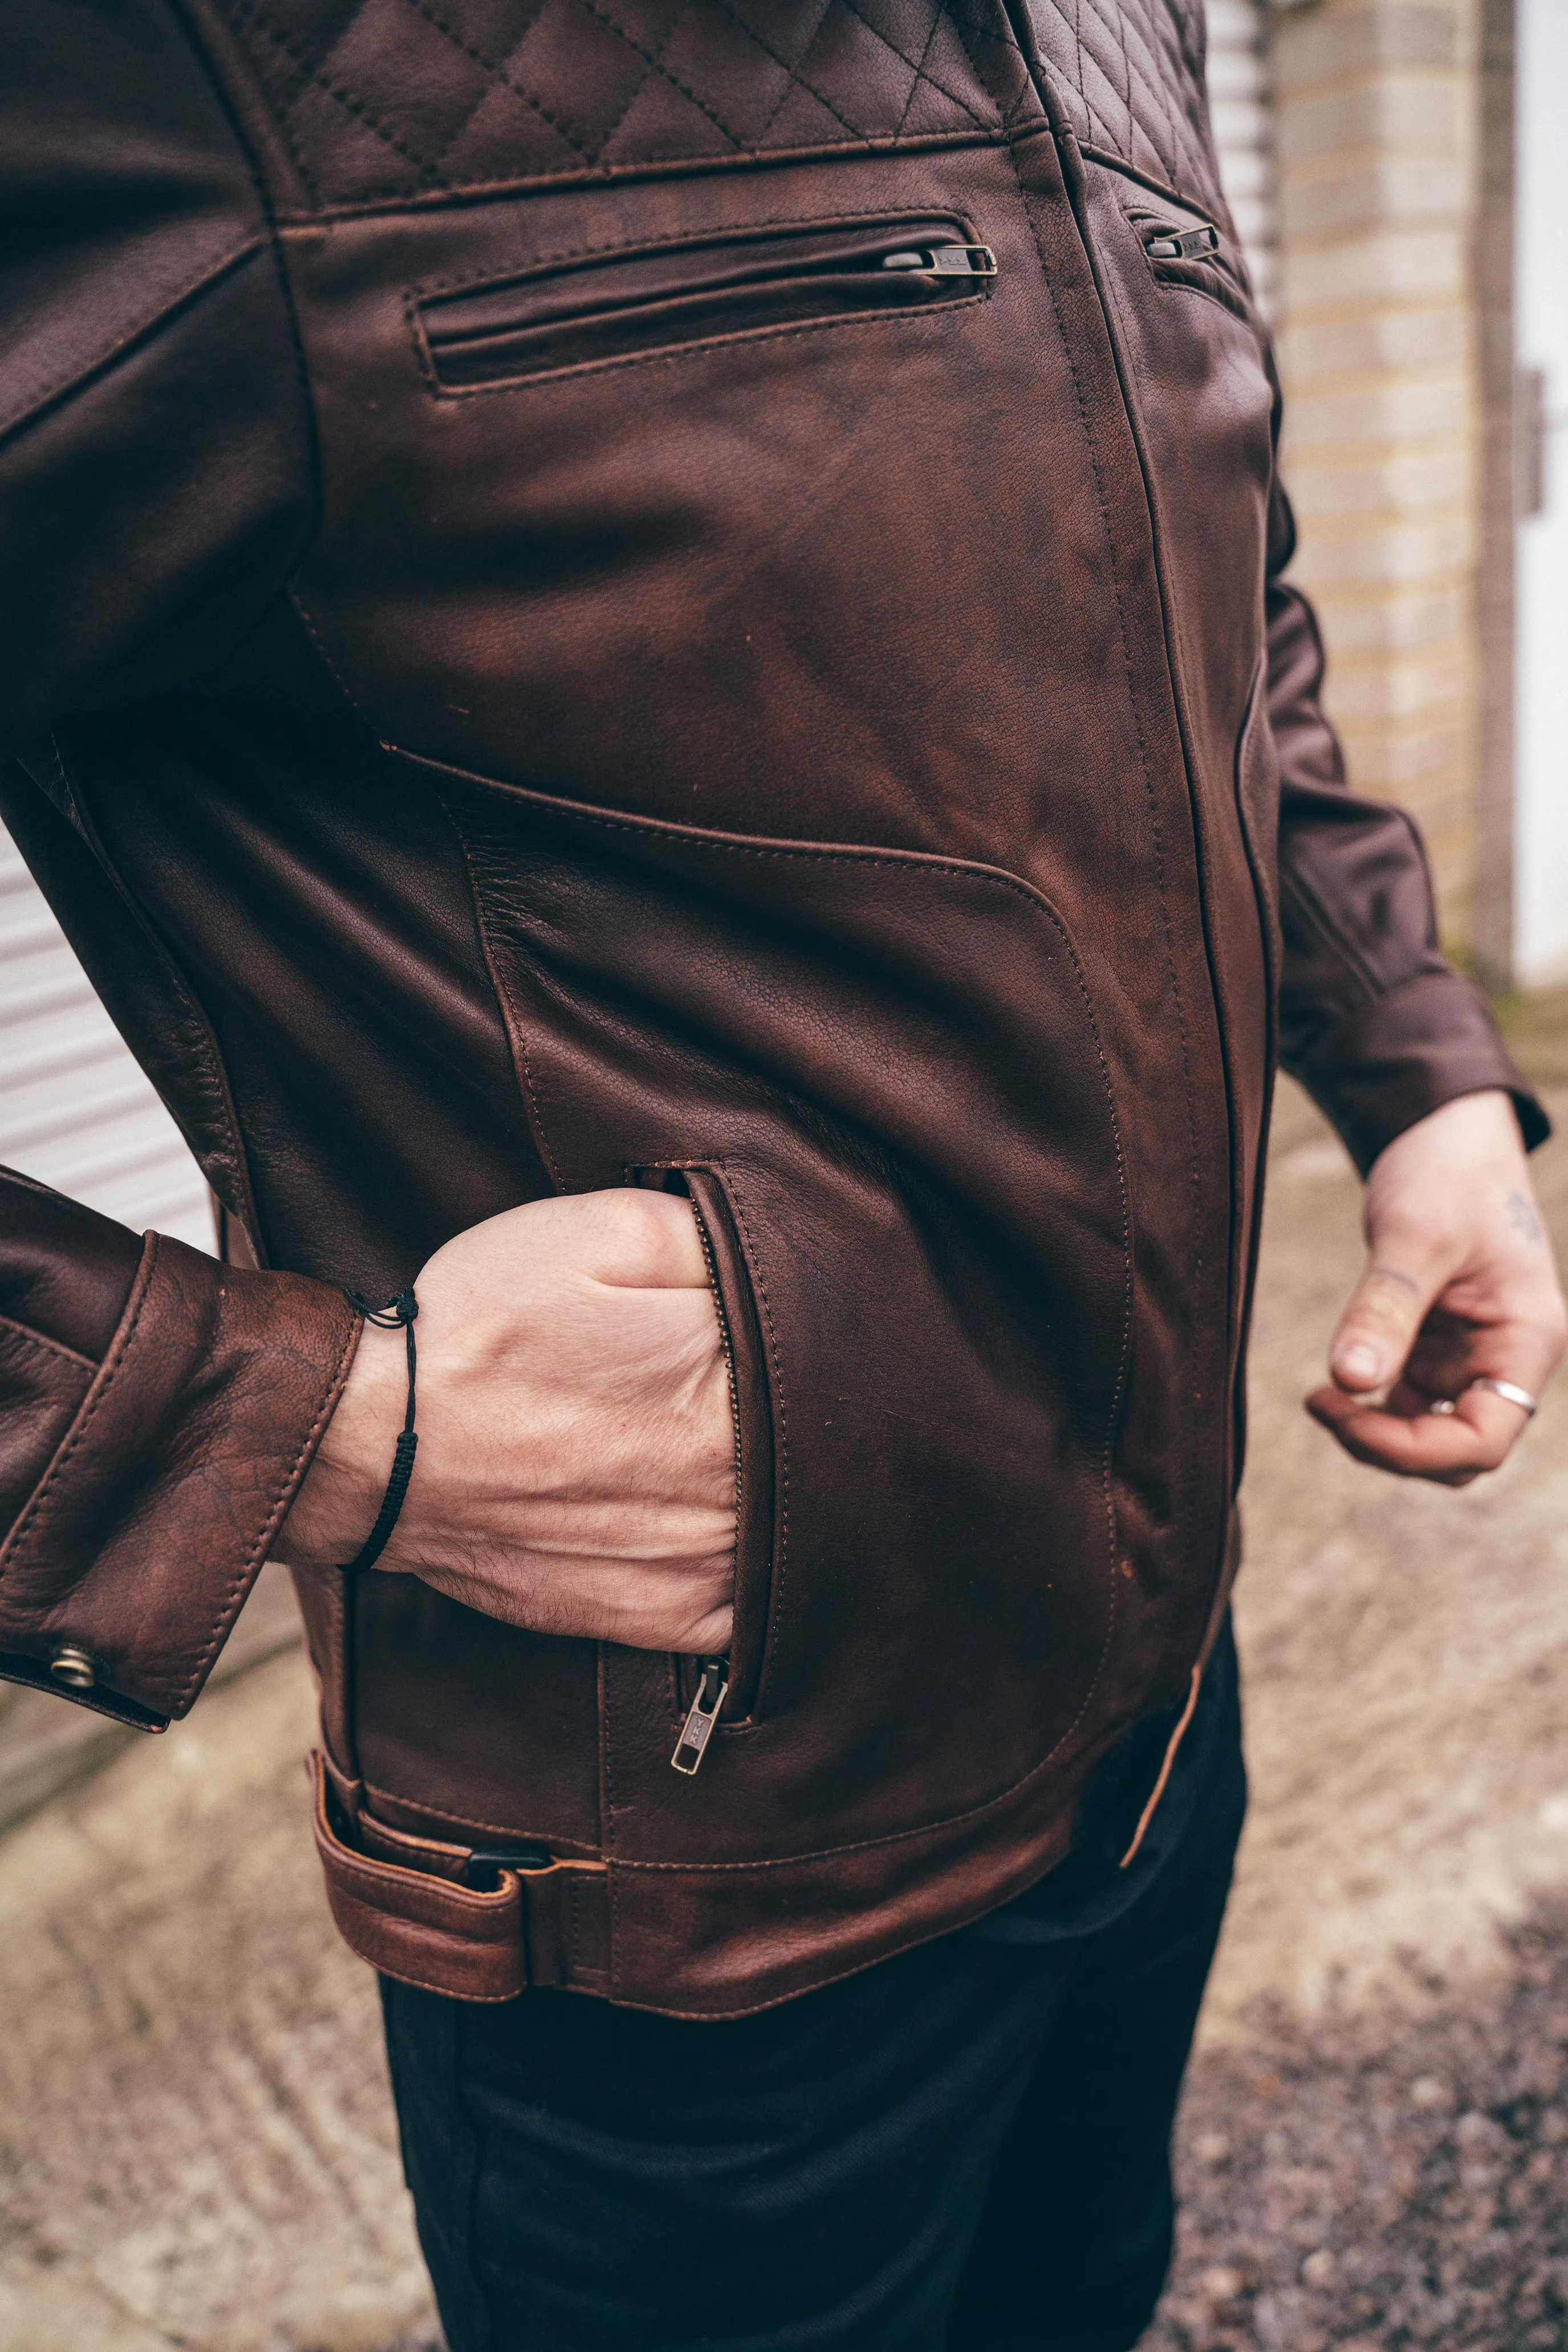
[1207,0,1277,317]
[0,827,213,1252]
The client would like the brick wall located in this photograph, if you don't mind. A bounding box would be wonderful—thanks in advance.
[1272,0,1482,945]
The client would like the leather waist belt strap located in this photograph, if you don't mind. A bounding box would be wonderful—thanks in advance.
[307,1752,610,2003]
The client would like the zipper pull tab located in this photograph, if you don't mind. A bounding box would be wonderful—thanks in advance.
[671,1656,729,1776]
[1145,224,1219,261]
[880,243,997,279]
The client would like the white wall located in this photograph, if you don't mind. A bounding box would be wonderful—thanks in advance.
[1514,0,1568,987]
[0,828,213,1250]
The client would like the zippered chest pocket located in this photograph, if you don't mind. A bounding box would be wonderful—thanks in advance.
[415,216,997,393]
[1128,205,1249,324]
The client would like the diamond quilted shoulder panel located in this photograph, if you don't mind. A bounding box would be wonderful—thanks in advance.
[209,0,1029,208]
[1015,0,1222,213]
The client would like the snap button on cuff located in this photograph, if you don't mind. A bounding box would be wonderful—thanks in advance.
[49,1644,98,1691]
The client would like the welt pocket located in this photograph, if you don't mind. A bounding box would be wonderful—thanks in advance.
[415,215,996,392]
[632,1161,777,1745]
[1128,206,1250,323]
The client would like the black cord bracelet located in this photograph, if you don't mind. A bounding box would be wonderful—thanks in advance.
[338,1287,419,1574]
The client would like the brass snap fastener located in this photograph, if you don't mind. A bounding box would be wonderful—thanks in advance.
[49,1644,98,1691]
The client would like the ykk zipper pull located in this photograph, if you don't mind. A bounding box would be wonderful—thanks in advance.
[671,1656,729,1776]
[1145,224,1218,261]
[880,243,997,281]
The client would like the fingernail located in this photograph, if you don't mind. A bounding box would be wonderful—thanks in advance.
[1341,1343,1380,1386]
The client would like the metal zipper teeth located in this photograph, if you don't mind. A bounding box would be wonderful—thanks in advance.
[688,1188,745,1549]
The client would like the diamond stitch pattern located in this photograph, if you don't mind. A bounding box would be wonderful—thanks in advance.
[1016,0,1222,214]
[208,0,1222,217]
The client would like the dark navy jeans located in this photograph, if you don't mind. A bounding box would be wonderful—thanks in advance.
[381,1642,1245,2352]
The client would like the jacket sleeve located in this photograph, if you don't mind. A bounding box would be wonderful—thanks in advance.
[0,0,360,1730]
[1266,485,1549,1173]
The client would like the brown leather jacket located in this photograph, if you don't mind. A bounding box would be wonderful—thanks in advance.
[0,0,1543,2015]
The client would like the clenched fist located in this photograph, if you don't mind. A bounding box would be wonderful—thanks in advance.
[1308,1089,1566,1484]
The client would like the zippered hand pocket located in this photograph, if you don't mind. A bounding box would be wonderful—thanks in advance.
[415,216,996,393]
[631,1160,777,1766]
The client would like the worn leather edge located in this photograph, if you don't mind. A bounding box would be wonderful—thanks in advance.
[309,1753,612,2002]
[0,1235,359,1719]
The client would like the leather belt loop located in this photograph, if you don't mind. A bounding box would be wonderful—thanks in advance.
[517,1858,612,1992]
[319,1742,365,1826]
[306,1753,612,2001]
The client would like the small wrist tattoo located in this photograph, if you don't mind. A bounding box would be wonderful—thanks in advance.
[1506,1191,1545,1246]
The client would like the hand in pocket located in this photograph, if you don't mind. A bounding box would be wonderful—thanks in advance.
[280,1189,736,1653]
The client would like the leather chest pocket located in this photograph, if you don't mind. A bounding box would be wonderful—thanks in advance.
[1128,205,1250,325]
[414,216,996,392]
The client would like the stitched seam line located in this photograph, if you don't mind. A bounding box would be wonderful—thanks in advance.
[420,284,986,396]
[947,2,1040,135]
[410,0,584,178]
[173,1302,361,1710]
[834,0,993,129]
[363,1776,605,1853]
[0,239,262,452]
[706,0,880,147]
[0,1315,98,1376]
[583,0,749,151]
[1003,131,1200,1608]
[286,590,383,730]
[226,0,457,189]
[267,125,1005,222]
[894,3,944,140]
[369,1955,515,2000]
[407,750,1132,932]
[578,1,676,166]
[604,1677,1123,1870]
[423,766,1133,1783]
[0,1237,160,1578]
[174,0,332,701]
[753,0,836,146]
[1081,140,1212,215]
[402,0,598,173]
[407,199,976,302]
[1080,0,1180,184]
[208,0,324,201]
[433,796,568,1189]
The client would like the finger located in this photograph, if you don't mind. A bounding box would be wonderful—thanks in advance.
[1327,1257,1440,1395]
[1306,1379,1529,1482]
[547,1188,714,1290]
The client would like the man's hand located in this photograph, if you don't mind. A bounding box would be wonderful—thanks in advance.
[1307,1089,1566,1484]
[279,1189,737,1652]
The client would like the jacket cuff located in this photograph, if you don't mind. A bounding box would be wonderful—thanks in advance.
[0,1231,359,1726]
[1295,968,1551,1177]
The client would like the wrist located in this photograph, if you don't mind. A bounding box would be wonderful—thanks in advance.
[276,1314,409,1571]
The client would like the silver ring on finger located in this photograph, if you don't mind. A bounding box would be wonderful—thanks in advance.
[1469,1376,1538,1417]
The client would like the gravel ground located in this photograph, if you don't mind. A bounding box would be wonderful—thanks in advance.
[372,1904,1568,2352]
[1152,1899,1568,2352]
